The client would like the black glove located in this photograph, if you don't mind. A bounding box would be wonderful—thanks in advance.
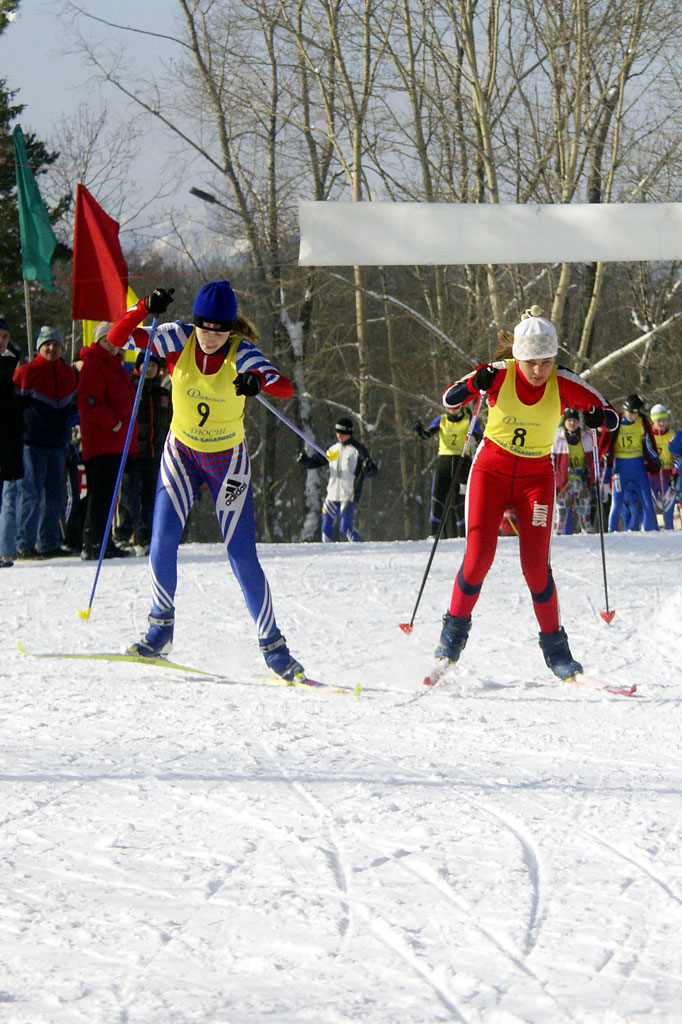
[412,419,430,439]
[233,371,261,397]
[583,405,605,429]
[296,451,307,464]
[472,365,497,391]
[361,457,373,472]
[144,288,175,315]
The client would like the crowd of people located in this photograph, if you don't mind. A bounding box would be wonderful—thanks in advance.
[415,390,682,539]
[2,302,682,583]
[3,294,682,683]
[0,314,171,568]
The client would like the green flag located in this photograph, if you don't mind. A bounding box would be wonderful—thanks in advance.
[13,124,57,292]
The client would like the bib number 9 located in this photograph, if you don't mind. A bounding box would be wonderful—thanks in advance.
[198,401,210,426]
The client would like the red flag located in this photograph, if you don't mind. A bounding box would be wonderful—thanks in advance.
[72,184,129,321]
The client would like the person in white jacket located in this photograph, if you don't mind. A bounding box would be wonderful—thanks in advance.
[297,417,377,541]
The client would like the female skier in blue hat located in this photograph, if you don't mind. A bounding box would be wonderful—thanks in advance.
[106,281,306,681]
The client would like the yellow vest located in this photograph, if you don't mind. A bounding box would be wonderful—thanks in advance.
[485,361,560,458]
[438,415,470,455]
[169,333,245,452]
[653,428,675,470]
[614,419,643,459]
[568,440,586,469]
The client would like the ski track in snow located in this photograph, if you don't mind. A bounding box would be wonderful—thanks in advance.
[1,534,682,1022]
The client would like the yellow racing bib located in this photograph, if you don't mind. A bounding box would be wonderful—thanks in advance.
[568,441,586,469]
[654,428,675,470]
[614,419,643,459]
[484,361,560,458]
[170,333,245,452]
[438,415,470,455]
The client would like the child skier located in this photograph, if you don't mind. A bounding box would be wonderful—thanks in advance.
[106,281,307,682]
[297,417,377,542]
[412,409,480,538]
[552,409,594,534]
[648,404,676,530]
[431,308,617,682]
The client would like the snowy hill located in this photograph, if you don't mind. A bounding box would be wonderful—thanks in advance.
[2,533,682,1023]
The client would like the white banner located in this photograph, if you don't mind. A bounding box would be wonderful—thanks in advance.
[298,202,682,266]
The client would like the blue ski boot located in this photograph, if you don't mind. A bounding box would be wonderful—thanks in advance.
[538,627,583,680]
[433,613,471,663]
[259,632,305,682]
[127,614,174,658]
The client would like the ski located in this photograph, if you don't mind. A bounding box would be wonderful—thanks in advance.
[17,641,218,676]
[418,659,638,698]
[423,659,457,688]
[530,674,637,697]
[17,642,360,695]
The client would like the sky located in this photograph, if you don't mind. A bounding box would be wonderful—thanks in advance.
[2,531,682,1022]
[0,1,210,250]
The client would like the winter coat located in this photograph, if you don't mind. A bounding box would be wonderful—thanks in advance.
[77,344,138,461]
[133,374,172,459]
[0,344,23,480]
[13,351,78,449]
[300,437,378,503]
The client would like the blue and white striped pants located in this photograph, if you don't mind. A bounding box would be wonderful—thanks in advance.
[148,434,279,640]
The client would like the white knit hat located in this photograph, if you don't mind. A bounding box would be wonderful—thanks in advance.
[93,321,113,344]
[650,404,669,421]
[512,307,558,361]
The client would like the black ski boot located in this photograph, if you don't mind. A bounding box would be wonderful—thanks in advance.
[434,613,472,664]
[538,627,583,680]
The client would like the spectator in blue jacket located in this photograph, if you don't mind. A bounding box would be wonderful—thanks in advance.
[0,317,23,566]
[12,326,78,558]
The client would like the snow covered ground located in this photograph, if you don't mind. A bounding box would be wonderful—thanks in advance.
[2,532,682,1023]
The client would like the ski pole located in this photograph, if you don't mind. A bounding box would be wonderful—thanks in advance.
[590,427,615,623]
[78,321,159,621]
[399,393,483,634]
[256,393,331,459]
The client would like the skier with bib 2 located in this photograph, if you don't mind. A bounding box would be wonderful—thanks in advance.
[106,281,307,682]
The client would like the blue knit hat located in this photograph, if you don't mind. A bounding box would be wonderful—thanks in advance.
[36,325,64,349]
[192,280,238,331]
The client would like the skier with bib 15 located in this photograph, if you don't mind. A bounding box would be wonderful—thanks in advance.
[429,307,618,683]
[106,281,307,682]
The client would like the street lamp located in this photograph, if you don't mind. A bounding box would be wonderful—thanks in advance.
[189,186,241,218]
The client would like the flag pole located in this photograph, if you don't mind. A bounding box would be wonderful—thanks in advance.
[23,281,33,359]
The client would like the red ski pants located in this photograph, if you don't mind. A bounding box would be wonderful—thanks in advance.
[449,446,560,633]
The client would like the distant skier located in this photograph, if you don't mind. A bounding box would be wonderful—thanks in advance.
[648,404,676,530]
[412,410,480,538]
[297,417,377,542]
[552,409,594,534]
[106,281,307,682]
[429,307,617,683]
[601,394,660,533]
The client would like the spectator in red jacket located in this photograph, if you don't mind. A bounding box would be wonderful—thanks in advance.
[77,322,138,560]
[13,326,77,559]
[114,350,172,555]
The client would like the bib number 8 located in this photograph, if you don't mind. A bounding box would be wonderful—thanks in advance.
[511,427,527,447]
[198,401,210,426]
